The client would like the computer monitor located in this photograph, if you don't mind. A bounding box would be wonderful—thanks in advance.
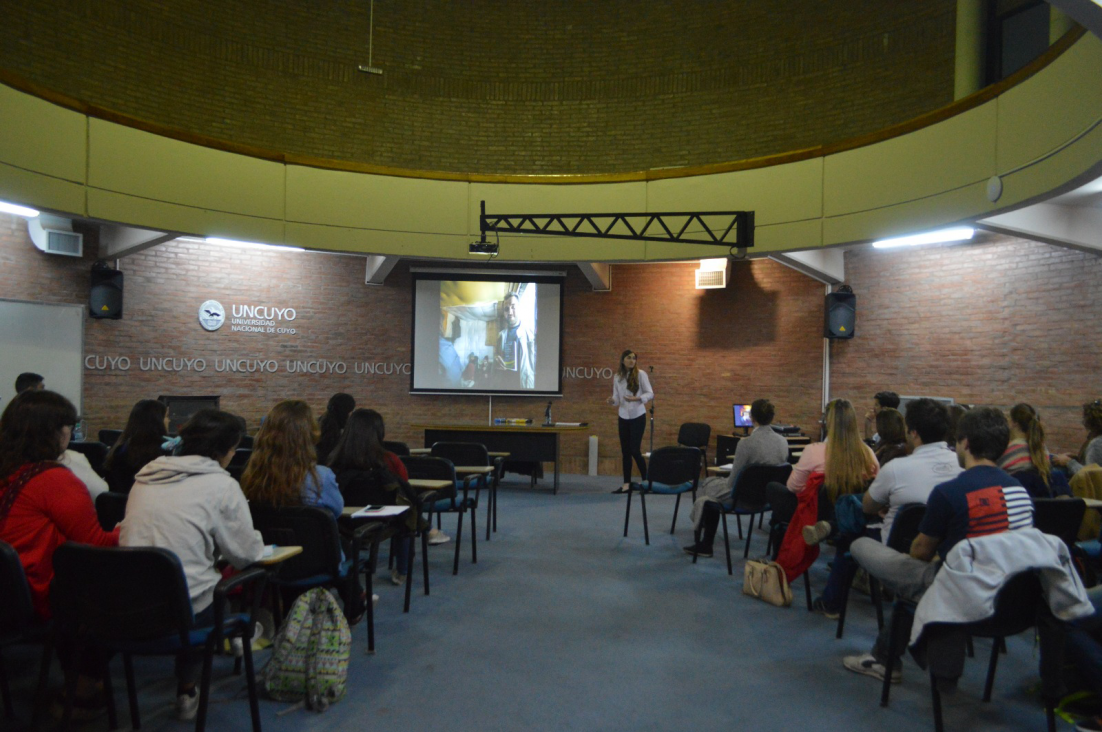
[733,403,753,430]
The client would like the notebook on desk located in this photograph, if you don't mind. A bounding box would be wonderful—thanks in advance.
[350,505,409,519]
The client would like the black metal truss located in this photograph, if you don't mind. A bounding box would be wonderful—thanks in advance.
[479,201,754,248]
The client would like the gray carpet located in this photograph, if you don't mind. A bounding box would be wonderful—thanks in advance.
[3,474,1058,731]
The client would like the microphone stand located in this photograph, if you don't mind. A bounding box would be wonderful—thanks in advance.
[648,365,655,454]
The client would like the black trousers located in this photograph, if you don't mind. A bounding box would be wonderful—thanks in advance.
[618,414,647,484]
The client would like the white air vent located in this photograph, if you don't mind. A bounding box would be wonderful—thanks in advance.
[694,258,729,289]
[28,214,83,257]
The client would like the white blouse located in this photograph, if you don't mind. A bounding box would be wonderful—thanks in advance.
[610,370,653,420]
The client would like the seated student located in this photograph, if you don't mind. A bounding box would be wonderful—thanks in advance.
[14,371,45,393]
[329,409,420,585]
[120,409,264,721]
[103,399,169,493]
[1054,399,1102,477]
[863,390,900,444]
[999,402,1070,499]
[241,400,343,520]
[808,398,961,617]
[0,390,119,718]
[315,392,355,465]
[682,398,789,558]
[873,408,908,467]
[842,407,1033,683]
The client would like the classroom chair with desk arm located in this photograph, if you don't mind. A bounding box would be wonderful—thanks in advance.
[49,543,269,732]
[693,463,793,574]
[401,455,474,575]
[430,442,501,541]
[249,506,382,653]
[623,446,701,546]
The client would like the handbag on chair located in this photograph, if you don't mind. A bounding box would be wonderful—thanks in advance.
[743,558,793,607]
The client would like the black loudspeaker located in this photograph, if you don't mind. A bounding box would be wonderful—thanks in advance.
[90,266,123,319]
[824,289,855,339]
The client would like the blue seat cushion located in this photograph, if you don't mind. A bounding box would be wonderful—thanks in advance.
[110,613,251,654]
[424,498,474,513]
[642,481,694,495]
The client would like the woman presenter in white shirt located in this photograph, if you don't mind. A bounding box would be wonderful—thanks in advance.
[607,349,653,494]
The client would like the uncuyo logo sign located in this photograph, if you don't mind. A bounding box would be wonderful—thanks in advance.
[198,300,226,331]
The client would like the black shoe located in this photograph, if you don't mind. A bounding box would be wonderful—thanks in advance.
[682,543,713,558]
[611,486,629,494]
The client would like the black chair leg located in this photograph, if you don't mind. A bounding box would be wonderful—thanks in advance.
[422,529,430,596]
[453,511,464,575]
[836,569,853,640]
[930,669,945,732]
[670,494,681,534]
[102,658,118,731]
[387,536,395,570]
[404,535,415,613]
[983,638,1001,702]
[240,629,262,732]
[640,491,650,545]
[722,514,734,575]
[871,579,885,630]
[759,513,765,529]
[0,648,11,719]
[803,571,812,611]
[623,489,633,538]
[123,652,140,729]
[470,505,478,564]
[736,514,743,540]
[743,514,754,560]
[691,527,700,565]
[196,638,219,732]
[881,606,901,707]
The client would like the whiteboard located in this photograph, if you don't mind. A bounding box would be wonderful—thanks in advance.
[0,299,84,415]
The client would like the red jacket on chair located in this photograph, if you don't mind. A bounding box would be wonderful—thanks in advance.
[776,472,823,583]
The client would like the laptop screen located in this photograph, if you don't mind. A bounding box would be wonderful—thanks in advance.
[733,403,752,429]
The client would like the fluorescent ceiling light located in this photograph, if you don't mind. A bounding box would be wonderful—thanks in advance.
[0,200,40,217]
[871,226,975,249]
[205,236,304,252]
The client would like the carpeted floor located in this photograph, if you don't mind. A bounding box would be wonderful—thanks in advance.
[2,474,1059,731]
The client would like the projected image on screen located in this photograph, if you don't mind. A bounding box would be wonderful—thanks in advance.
[411,275,563,395]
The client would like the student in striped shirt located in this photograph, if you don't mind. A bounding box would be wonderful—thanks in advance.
[843,407,1033,684]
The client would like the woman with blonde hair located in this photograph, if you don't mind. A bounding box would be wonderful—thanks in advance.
[788,398,879,503]
[240,400,343,519]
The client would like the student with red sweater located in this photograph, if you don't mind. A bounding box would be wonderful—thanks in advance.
[0,390,119,717]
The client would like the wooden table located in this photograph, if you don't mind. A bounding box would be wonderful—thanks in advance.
[410,478,452,491]
[1081,497,1102,510]
[707,465,732,476]
[408,448,511,460]
[255,545,302,565]
[413,423,588,494]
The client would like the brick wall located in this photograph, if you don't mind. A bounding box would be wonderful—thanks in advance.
[831,236,1102,454]
[0,212,826,477]
[0,1,956,174]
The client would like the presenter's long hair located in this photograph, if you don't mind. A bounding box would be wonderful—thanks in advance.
[105,399,168,473]
[1009,403,1051,488]
[0,390,77,479]
[328,409,388,472]
[241,400,321,507]
[822,398,876,501]
[617,349,640,395]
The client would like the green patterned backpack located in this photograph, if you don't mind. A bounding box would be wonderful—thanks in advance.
[260,588,352,711]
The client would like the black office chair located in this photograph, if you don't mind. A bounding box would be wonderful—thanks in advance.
[226,448,251,481]
[677,423,711,472]
[401,455,473,575]
[835,502,927,640]
[1033,497,1086,549]
[98,429,123,447]
[50,543,268,732]
[249,506,380,652]
[695,464,793,573]
[337,466,428,613]
[0,541,52,725]
[431,441,501,541]
[237,434,254,450]
[623,446,701,545]
[95,491,129,531]
[67,441,109,477]
[383,441,410,457]
[880,570,1060,732]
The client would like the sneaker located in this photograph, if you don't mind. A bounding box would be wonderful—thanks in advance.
[843,653,901,684]
[427,528,451,545]
[682,543,713,558]
[372,593,380,607]
[390,568,405,586]
[803,520,832,546]
[812,597,840,620]
[1077,717,1102,731]
[176,689,200,721]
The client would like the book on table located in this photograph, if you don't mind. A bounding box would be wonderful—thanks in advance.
[350,505,410,519]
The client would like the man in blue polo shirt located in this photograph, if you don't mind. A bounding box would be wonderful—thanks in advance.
[842,406,1034,683]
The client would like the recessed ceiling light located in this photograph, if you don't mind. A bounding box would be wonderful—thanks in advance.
[205,236,304,252]
[871,226,975,249]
